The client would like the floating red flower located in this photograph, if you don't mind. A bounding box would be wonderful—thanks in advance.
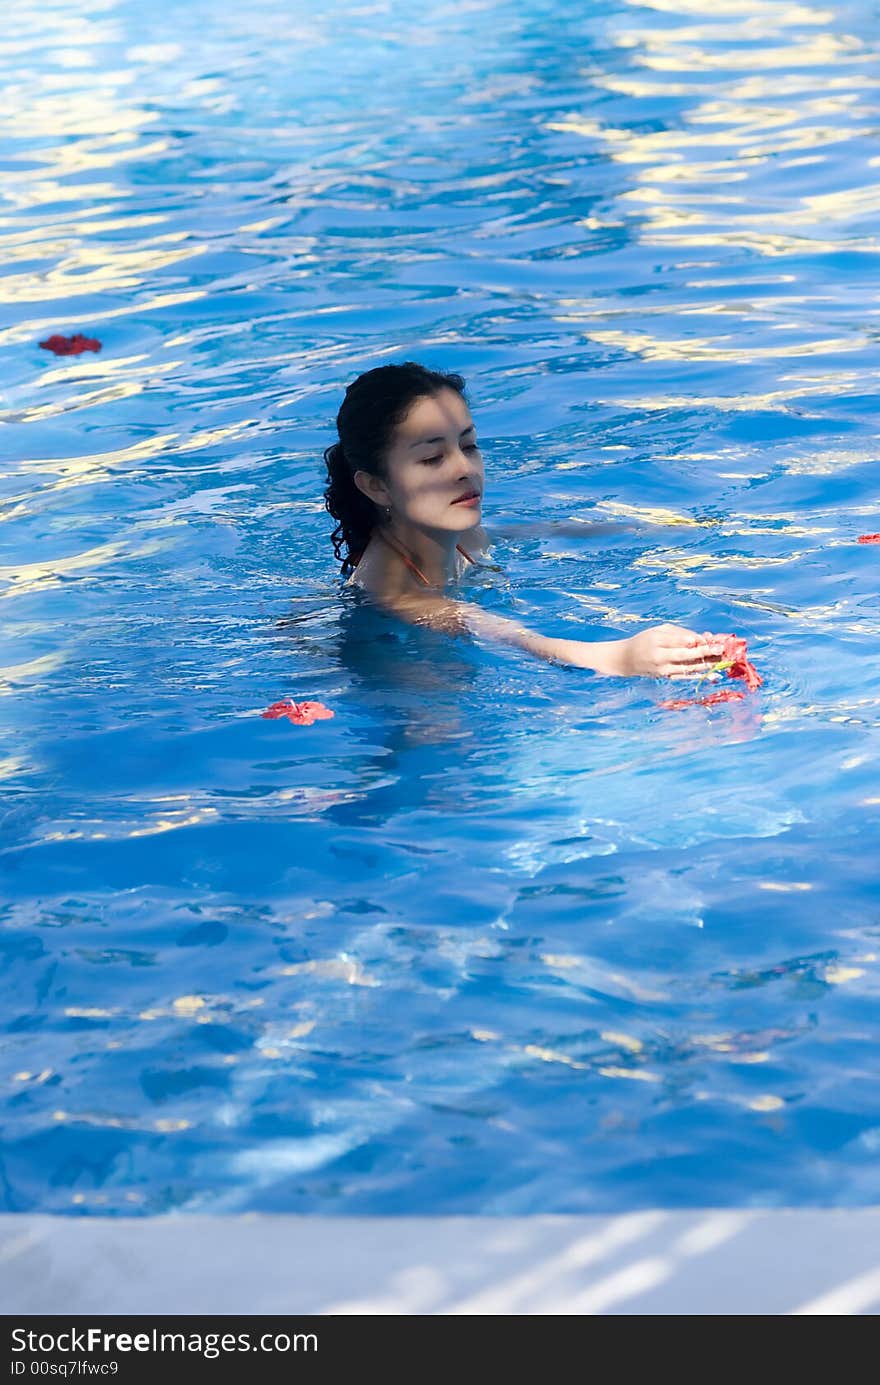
[701,631,763,693]
[39,333,102,356]
[661,630,762,710]
[261,698,334,726]
[857,534,880,544]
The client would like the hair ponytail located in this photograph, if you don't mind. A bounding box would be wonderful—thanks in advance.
[323,440,380,575]
[322,361,468,577]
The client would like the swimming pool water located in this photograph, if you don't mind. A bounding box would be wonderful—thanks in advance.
[3,0,880,1215]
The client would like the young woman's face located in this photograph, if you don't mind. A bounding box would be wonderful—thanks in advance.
[381,388,484,533]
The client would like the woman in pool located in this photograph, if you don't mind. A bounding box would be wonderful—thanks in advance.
[324,361,725,679]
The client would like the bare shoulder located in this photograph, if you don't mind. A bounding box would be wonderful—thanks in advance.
[344,534,389,590]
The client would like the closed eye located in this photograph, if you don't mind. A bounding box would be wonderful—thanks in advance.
[422,443,480,465]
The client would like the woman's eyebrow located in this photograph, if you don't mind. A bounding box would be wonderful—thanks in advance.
[409,424,476,448]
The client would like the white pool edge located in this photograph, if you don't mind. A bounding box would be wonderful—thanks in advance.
[2,1208,879,1314]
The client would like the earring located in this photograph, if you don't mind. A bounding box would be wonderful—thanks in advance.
[384,505,392,520]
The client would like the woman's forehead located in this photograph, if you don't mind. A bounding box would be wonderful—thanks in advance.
[396,390,473,442]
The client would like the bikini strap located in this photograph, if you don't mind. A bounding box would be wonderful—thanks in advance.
[456,541,502,574]
[374,529,477,584]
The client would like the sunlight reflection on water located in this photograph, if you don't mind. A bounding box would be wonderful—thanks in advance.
[2,0,880,1216]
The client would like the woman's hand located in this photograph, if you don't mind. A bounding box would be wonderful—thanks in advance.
[611,624,726,679]
[541,625,727,677]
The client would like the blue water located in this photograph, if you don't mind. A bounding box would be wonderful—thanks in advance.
[3,0,880,1216]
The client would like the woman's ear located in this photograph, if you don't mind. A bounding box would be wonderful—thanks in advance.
[353,469,389,507]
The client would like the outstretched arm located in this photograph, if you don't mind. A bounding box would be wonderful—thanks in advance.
[381,589,725,679]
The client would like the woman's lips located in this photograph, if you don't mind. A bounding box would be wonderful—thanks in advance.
[452,494,481,507]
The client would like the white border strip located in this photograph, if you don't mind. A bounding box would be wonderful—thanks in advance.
[1,1210,879,1315]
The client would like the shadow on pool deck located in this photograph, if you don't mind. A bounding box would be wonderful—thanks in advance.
[2,1210,879,1314]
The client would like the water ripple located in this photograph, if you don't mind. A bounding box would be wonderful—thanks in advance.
[2,0,880,1215]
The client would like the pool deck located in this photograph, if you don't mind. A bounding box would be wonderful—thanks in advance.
[2,1209,879,1314]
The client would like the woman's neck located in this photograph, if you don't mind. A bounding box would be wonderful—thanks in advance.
[379,520,460,588]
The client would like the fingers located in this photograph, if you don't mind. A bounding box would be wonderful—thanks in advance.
[647,625,729,678]
[661,667,721,680]
[657,629,725,659]
[660,655,724,678]
[665,645,726,667]
[654,624,695,643]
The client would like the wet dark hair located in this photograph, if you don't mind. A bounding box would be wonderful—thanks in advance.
[323,360,468,576]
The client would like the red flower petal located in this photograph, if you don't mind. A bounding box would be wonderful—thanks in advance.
[727,656,763,691]
[261,698,334,725]
[698,631,763,691]
[295,701,334,720]
[857,534,880,544]
[261,699,296,719]
[39,333,102,356]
